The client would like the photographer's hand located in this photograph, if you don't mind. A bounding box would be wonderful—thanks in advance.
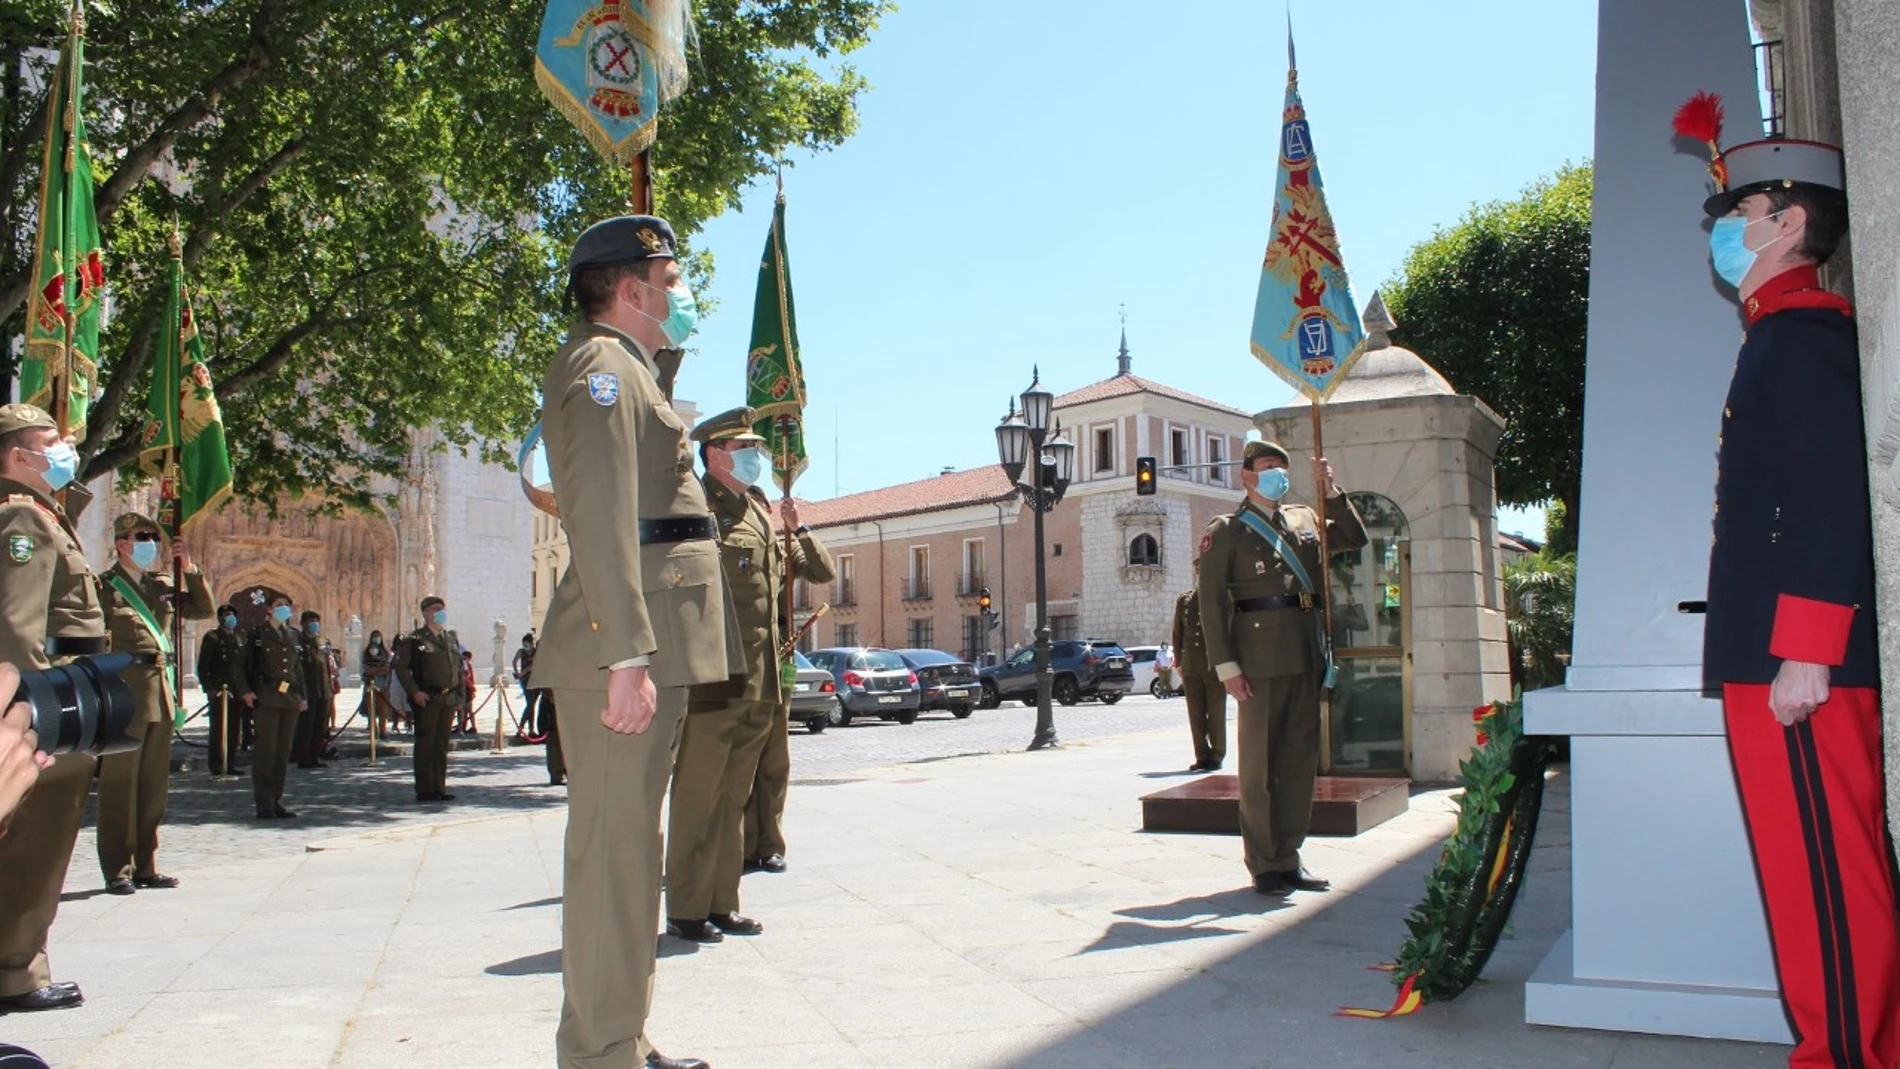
[0,662,56,827]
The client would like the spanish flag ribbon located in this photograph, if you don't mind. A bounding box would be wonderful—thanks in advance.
[1335,971,1425,1019]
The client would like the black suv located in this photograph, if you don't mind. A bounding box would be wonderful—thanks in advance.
[893,649,981,718]
[977,639,1134,708]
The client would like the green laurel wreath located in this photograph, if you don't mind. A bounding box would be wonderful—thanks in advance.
[1391,697,1559,1004]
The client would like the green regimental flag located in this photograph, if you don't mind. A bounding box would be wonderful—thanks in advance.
[21,5,105,441]
[744,195,808,495]
[140,241,233,534]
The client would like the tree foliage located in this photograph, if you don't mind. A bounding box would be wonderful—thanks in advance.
[1382,163,1591,540]
[1503,549,1576,692]
[0,0,887,508]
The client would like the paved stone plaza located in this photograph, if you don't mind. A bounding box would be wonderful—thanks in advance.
[5,693,1789,1069]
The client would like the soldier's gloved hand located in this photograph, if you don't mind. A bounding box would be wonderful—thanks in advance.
[603,665,658,735]
[1769,659,1830,726]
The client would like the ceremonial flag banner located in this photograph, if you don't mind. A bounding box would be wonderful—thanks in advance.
[140,248,233,534]
[22,5,105,439]
[746,196,808,494]
[534,0,691,164]
[1249,33,1366,402]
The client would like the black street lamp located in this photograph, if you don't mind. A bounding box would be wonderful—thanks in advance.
[994,368,1074,751]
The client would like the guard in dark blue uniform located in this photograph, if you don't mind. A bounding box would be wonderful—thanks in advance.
[1678,92,1898,1069]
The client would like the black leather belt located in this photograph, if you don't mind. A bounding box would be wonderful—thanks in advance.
[1234,594,1313,613]
[45,634,108,657]
[638,516,717,545]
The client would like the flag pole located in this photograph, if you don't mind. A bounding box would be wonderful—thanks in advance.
[167,227,186,710]
[1309,397,1335,674]
[630,149,653,214]
[53,1,81,443]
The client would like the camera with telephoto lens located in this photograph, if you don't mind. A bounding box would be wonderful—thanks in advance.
[14,653,140,756]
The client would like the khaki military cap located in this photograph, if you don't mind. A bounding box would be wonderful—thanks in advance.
[0,403,57,436]
[1242,440,1291,466]
[113,512,162,538]
[690,406,767,446]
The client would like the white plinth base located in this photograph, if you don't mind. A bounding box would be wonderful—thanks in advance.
[1528,931,1794,1045]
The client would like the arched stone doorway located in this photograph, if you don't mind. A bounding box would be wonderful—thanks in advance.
[1326,490,1411,774]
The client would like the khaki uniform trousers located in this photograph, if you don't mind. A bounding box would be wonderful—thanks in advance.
[412,693,460,797]
[554,685,686,1069]
[0,752,94,995]
[1181,671,1228,768]
[743,699,792,860]
[251,700,300,810]
[1235,672,1321,877]
[666,700,775,920]
[95,715,174,882]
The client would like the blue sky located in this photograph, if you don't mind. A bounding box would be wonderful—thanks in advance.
[666,0,1598,540]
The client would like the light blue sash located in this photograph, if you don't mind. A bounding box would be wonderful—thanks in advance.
[1234,509,1337,688]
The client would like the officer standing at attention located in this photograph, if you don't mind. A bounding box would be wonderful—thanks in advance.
[95,512,214,894]
[1682,98,1899,1068]
[293,610,334,769]
[665,407,832,941]
[534,215,739,1069]
[394,596,466,803]
[0,403,103,1014]
[243,593,306,819]
[199,603,249,775]
[1172,558,1226,772]
[1198,440,1365,898]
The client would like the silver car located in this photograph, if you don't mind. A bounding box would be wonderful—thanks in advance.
[788,649,843,733]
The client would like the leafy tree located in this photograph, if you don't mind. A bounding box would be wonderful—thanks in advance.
[1382,163,1591,545]
[1503,550,1575,692]
[0,0,887,507]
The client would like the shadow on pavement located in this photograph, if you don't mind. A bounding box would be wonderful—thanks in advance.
[505,897,563,911]
[487,949,561,976]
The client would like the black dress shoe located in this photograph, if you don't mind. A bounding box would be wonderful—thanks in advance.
[707,912,763,936]
[133,874,180,890]
[256,809,278,820]
[756,853,786,873]
[1284,868,1331,893]
[664,918,723,943]
[105,877,135,895]
[1252,871,1290,897]
[437,793,456,802]
[273,805,297,819]
[549,775,567,786]
[645,1051,709,1069]
[0,983,83,1013]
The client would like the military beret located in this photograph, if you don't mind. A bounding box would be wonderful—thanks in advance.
[567,215,678,274]
[420,595,445,613]
[690,406,767,446]
[0,403,57,437]
[1242,440,1291,467]
[112,512,162,538]
[301,609,321,623]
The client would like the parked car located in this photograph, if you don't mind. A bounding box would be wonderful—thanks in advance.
[806,647,922,726]
[1124,645,1160,696]
[892,649,981,718]
[788,649,842,733]
[977,639,1135,708]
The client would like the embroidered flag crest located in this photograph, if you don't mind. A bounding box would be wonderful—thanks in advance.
[587,373,620,406]
[535,0,692,165]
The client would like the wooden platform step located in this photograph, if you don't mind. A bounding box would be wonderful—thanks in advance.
[1140,775,1410,837]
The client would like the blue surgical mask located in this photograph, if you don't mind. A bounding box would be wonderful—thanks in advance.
[634,281,698,347]
[431,610,448,627]
[1255,467,1292,501]
[131,541,159,570]
[729,447,769,487]
[221,614,238,630]
[272,605,293,624]
[1709,210,1789,288]
[306,621,321,636]
[31,443,78,491]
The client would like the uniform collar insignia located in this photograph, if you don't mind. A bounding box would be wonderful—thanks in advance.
[1744,264,1854,326]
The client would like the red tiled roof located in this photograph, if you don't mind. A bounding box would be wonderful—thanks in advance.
[796,466,1018,528]
[1053,373,1249,417]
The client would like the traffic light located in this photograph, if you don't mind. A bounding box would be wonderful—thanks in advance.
[1135,456,1157,496]
[978,587,992,612]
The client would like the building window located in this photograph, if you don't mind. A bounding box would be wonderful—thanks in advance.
[961,614,985,663]
[1051,614,1079,641]
[1128,534,1160,567]
[959,539,986,596]
[793,577,811,611]
[1169,427,1189,476]
[836,555,856,607]
[837,623,859,648]
[907,617,934,649]
[1093,426,1115,474]
[1052,543,1063,557]
[1207,435,1226,485]
[905,546,931,601]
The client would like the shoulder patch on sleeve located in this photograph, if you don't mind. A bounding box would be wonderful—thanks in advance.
[1199,532,1213,555]
[587,373,620,406]
[7,532,34,563]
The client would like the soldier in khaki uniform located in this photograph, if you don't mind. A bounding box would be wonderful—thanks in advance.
[664,408,833,942]
[1198,440,1366,897]
[243,594,306,819]
[1172,560,1226,772]
[293,610,334,768]
[0,403,103,1014]
[536,215,740,1069]
[95,512,214,894]
[393,596,466,803]
[198,604,249,775]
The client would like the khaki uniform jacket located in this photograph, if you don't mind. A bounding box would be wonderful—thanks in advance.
[393,626,467,703]
[0,478,104,670]
[197,626,248,695]
[299,637,336,703]
[1170,589,1212,678]
[533,321,741,692]
[689,478,836,709]
[1198,494,1368,681]
[246,622,307,711]
[99,561,215,720]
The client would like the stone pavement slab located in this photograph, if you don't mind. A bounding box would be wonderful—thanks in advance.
[4,722,1791,1069]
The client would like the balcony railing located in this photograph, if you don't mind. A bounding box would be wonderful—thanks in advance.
[792,587,812,612]
[835,579,856,608]
[902,576,932,602]
[956,571,987,597]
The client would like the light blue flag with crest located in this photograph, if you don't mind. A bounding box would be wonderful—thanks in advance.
[1249,31,1367,401]
[535,0,692,164]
